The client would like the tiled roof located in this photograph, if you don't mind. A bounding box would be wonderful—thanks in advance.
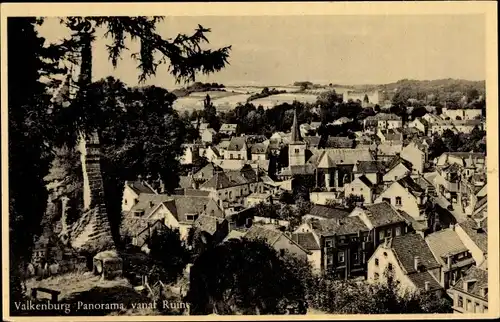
[397,210,428,231]
[407,271,443,292]
[129,193,174,218]
[451,266,488,300]
[309,205,350,220]
[223,229,246,242]
[217,139,231,149]
[199,172,234,190]
[317,148,373,168]
[281,164,316,176]
[458,219,488,253]
[390,234,441,274]
[228,137,247,151]
[309,216,369,237]
[193,163,220,181]
[363,202,407,227]
[193,215,226,235]
[425,228,468,265]
[178,176,194,189]
[126,181,156,195]
[386,156,413,173]
[354,161,386,174]
[303,136,321,147]
[169,195,212,223]
[291,232,320,250]
[244,225,283,245]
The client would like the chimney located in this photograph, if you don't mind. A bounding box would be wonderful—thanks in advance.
[149,201,154,208]
[424,281,430,291]
[447,255,452,271]
[414,256,421,271]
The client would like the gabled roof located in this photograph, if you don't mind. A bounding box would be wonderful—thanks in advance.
[291,232,320,250]
[250,142,268,154]
[308,205,350,220]
[317,148,373,168]
[303,136,321,147]
[126,180,156,195]
[194,163,221,180]
[309,216,369,236]
[386,156,412,173]
[290,108,302,143]
[458,219,488,253]
[168,195,213,223]
[365,113,401,121]
[407,271,443,292]
[244,225,311,254]
[193,215,226,235]
[450,266,488,300]
[354,160,386,174]
[227,137,247,151]
[199,172,234,190]
[129,193,174,218]
[356,175,374,188]
[425,228,469,265]
[390,234,441,274]
[362,202,407,227]
[397,176,425,195]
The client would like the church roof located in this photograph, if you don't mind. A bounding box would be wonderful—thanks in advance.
[290,108,303,143]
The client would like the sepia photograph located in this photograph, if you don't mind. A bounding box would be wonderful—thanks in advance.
[1,2,498,320]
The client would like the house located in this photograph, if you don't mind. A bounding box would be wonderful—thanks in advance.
[179,143,201,165]
[408,117,429,135]
[244,225,311,261]
[121,193,222,241]
[224,136,248,160]
[455,218,487,267]
[442,108,482,121]
[192,214,229,244]
[375,176,428,220]
[363,113,402,130]
[201,145,221,162]
[352,161,385,185]
[425,227,475,289]
[217,139,231,157]
[447,266,488,313]
[367,234,443,295]
[435,152,486,171]
[250,142,268,161]
[219,123,238,136]
[400,141,427,175]
[302,204,350,222]
[382,157,413,183]
[376,141,403,157]
[122,180,157,212]
[201,128,217,144]
[349,202,412,249]
[245,192,273,208]
[199,167,263,204]
[344,175,374,204]
[377,128,403,143]
[291,232,321,273]
[434,163,461,202]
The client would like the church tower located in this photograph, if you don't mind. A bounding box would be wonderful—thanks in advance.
[288,108,307,167]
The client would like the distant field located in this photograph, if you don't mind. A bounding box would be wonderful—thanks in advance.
[251,93,318,109]
[187,90,238,99]
[173,91,253,113]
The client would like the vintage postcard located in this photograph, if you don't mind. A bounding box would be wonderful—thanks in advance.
[1,2,498,321]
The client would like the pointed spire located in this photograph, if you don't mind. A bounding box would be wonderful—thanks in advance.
[291,108,302,143]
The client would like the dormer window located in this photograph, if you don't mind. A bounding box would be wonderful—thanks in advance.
[482,287,488,297]
[186,214,199,221]
[134,210,145,217]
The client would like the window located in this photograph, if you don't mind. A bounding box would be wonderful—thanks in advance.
[326,254,334,265]
[279,249,285,257]
[338,251,345,263]
[383,252,388,257]
[124,199,128,205]
[352,237,359,242]
[482,287,488,297]
[379,230,385,240]
[360,188,363,191]
[295,149,299,153]
[388,263,393,271]
[484,306,488,313]
[375,258,379,266]
[467,299,473,312]
[325,240,333,248]
[363,235,370,242]
[395,197,402,206]
[352,188,354,192]
[186,214,199,221]
[230,153,234,159]
[382,197,391,204]
[353,252,359,263]
[395,227,402,236]
[475,302,481,313]
[339,236,346,244]
[374,272,379,280]
[386,229,392,237]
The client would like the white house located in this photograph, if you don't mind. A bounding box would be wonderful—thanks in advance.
[375,176,427,219]
[454,218,488,267]
[201,128,217,143]
[344,175,374,204]
[121,180,157,212]
[291,232,322,273]
[383,157,412,183]
[364,113,402,130]
[367,234,443,294]
[250,142,269,161]
[219,123,238,136]
[442,108,482,121]
[401,142,427,175]
[224,136,248,161]
[352,161,385,185]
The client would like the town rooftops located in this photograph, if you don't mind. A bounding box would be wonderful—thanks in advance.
[389,233,441,274]
[407,271,443,292]
[199,172,236,190]
[250,142,268,154]
[450,266,488,300]
[425,228,469,266]
[397,176,425,195]
[291,232,321,251]
[386,156,413,173]
[323,137,355,148]
[356,175,374,188]
[244,225,311,254]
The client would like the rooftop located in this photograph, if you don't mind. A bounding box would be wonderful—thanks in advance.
[425,228,469,265]
[309,216,369,237]
[451,266,488,300]
[390,233,441,274]
[291,232,320,251]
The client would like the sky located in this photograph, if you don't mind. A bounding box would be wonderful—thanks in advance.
[36,15,486,89]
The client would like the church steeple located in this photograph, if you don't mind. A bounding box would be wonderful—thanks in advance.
[290,108,302,143]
